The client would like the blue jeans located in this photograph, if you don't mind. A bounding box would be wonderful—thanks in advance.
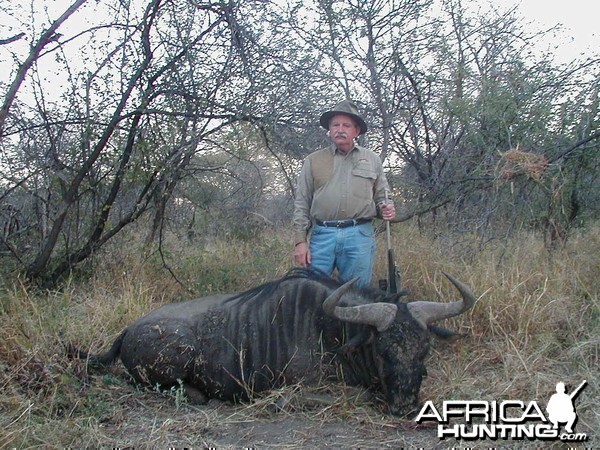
[309,222,376,287]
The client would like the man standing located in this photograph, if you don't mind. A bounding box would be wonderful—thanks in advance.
[293,100,395,287]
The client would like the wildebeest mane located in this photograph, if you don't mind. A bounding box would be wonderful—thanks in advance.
[226,267,393,306]
[224,267,335,305]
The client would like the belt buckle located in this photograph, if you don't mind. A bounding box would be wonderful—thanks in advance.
[319,219,357,228]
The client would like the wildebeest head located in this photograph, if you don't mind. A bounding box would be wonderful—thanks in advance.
[323,272,476,416]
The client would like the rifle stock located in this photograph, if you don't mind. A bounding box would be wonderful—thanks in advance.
[387,247,398,294]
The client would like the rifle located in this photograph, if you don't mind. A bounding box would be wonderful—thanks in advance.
[378,193,461,340]
[569,380,587,400]
[380,189,400,294]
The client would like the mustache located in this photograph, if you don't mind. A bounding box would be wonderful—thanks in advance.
[333,132,348,139]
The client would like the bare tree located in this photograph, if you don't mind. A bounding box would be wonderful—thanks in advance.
[0,0,334,284]
[1,0,598,286]
[0,0,87,137]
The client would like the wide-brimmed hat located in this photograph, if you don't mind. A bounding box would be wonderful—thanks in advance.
[319,100,368,135]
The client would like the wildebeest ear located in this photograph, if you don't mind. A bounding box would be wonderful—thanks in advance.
[337,330,375,353]
[428,325,466,341]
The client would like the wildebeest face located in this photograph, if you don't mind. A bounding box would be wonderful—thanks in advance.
[322,273,476,416]
[374,318,430,417]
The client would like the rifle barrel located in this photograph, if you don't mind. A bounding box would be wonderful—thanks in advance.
[569,380,587,400]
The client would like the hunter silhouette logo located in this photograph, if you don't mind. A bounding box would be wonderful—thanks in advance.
[546,380,587,434]
[415,380,589,442]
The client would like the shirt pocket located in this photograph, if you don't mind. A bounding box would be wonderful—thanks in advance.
[352,168,377,179]
[351,167,377,200]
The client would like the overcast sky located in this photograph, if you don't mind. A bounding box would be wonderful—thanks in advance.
[496,0,599,62]
[1,0,598,94]
[3,0,598,61]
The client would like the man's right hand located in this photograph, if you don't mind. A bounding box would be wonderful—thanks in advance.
[293,242,311,267]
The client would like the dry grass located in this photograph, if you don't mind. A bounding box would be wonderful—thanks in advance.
[378,224,599,441]
[1,223,598,448]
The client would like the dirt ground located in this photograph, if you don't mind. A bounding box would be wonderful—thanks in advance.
[78,377,569,450]
[92,386,445,449]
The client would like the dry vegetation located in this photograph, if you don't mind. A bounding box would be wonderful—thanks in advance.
[0,222,598,448]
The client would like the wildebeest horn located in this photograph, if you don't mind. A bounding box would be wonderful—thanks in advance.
[323,278,398,332]
[407,272,477,330]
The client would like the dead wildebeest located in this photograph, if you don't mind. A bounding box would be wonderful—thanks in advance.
[70,268,476,416]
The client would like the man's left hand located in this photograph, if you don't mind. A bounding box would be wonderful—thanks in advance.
[380,202,395,221]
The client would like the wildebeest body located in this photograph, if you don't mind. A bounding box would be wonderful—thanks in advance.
[118,279,389,398]
[76,269,475,416]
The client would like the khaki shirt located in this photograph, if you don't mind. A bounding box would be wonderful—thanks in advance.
[293,144,390,245]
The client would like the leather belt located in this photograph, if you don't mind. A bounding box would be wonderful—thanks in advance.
[315,218,372,228]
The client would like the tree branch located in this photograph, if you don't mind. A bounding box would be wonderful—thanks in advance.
[0,33,25,45]
[0,0,88,137]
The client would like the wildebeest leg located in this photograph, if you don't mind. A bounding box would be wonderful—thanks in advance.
[428,324,465,341]
[120,321,198,388]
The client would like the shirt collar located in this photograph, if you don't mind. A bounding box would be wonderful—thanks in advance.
[330,143,364,156]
